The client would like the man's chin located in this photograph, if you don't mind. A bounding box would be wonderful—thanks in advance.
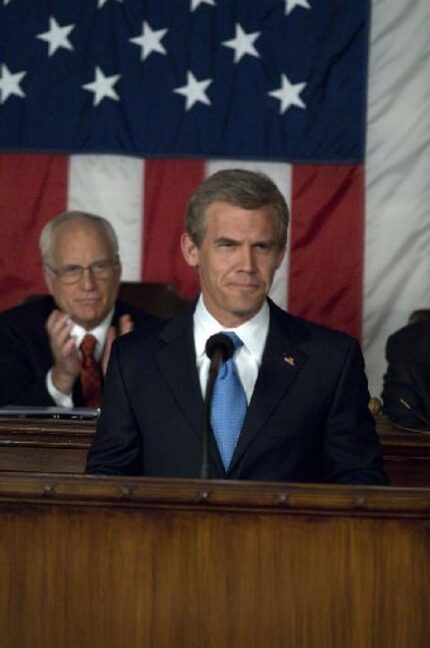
[72,307,105,330]
[226,293,266,316]
[234,285,266,301]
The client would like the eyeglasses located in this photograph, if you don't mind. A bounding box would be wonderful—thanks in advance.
[46,258,119,285]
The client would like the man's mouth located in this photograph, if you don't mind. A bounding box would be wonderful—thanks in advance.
[229,282,260,289]
[76,298,100,305]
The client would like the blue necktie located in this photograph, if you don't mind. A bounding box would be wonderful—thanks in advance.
[210,331,248,469]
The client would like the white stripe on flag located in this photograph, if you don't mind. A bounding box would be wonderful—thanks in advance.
[68,154,143,281]
[364,0,430,395]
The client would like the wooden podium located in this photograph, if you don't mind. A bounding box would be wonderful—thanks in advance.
[1,415,430,485]
[0,473,429,648]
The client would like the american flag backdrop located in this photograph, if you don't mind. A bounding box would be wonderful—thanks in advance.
[0,0,429,397]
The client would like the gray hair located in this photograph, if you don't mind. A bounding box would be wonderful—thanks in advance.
[185,169,289,247]
[39,211,119,265]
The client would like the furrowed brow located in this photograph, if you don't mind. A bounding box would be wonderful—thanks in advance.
[214,236,239,245]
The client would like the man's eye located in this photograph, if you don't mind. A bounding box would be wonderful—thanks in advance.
[92,261,108,271]
[61,265,81,274]
[255,242,274,251]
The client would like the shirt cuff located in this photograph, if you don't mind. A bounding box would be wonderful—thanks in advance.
[46,369,74,408]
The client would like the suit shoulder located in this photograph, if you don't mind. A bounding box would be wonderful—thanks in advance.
[387,320,430,348]
[113,309,191,356]
[114,299,162,327]
[270,303,358,350]
[113,316,170,351]
[0,296,53,331]
[385,321,430,366]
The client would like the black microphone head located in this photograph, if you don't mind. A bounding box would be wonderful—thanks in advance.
[205,333,234,361]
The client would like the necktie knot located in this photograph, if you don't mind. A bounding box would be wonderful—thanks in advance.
[80,333,97,358]
[223,331,243,353]
[218,331,243,379]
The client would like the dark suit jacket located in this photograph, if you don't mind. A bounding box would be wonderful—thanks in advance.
[86,300,386,484]
[382,320,430,429]
[0,295,159,407]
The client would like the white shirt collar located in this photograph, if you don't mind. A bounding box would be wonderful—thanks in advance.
[194,295,270,365]
[70,308,114,362]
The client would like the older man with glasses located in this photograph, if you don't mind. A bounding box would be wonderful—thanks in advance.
[0,211,159,408]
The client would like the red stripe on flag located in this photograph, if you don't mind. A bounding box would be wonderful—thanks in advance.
[0,154,69,311]
[288,164,364,340]
[142,159,205,299]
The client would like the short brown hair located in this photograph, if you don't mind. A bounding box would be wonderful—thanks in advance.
[185,169,289,247]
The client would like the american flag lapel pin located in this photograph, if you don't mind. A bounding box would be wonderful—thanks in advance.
[283,355,295,367]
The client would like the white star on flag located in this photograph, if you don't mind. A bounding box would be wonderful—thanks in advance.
[0,63,26,104]
[83,67,121,106]
[97,0,123,8]
[222,23,261,63]
[174,71,212,110]
[129,21,168,61]
[268,74,306,114]
[190,0,215,11]
[285,0,311,15]
[36,17,75,57]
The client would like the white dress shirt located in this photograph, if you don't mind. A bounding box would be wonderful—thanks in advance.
[47,308,114,407]
[193,296,270,404]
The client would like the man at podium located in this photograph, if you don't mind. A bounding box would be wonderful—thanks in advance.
[86,169,386,484]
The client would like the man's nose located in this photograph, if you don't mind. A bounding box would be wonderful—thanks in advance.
[80,267,97,289]
[239,245,255,272]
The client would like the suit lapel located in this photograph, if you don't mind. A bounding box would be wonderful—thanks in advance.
[156,313,205,441]
[228,303,308,471]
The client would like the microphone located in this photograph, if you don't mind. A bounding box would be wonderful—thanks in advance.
[201,333,234,479]
[205,332,235,363]
[399,398,430,428]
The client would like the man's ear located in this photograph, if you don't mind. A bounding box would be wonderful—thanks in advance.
[180,233,199,268]
[116,256,123,281]
[43,266,54,295]
[276,246,287,270]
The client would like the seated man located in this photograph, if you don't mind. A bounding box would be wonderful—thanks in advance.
[0,211,158,408]
[86,169,387,484]
[382,320,430,429]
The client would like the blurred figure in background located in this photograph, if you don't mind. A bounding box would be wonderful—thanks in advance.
[382,320,430,429]
[0,211,158,408]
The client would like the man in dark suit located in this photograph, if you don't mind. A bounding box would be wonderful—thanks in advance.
[382,320,430,429]
[86,169,386,484]
[0,211,158,408]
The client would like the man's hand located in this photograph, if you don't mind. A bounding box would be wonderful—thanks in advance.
[101,314,134,375]
[46,310,81,395]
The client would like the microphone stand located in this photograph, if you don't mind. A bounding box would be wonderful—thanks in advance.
[201,349,223,479]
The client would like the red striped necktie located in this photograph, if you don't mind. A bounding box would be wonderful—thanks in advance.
[79,334,102,408]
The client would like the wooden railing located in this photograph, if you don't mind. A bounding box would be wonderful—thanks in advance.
[1,414,430,486]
